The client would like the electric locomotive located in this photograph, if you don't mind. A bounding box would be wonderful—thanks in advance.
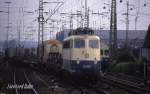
[42,40,62,64]
[62,28,101,75]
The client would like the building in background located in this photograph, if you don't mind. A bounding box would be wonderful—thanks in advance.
[141,25,150,62]
[56,29,146,49]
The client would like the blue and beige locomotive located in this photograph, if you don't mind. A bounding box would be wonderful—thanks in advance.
[62,28,102,75]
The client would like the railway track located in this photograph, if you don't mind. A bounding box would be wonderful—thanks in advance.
[7,60,149,94]
[5,62,59,94]
[13,68,38,94]
[36,65,111,94]
[100,74,150,94]
[106,73,144,84]
[1,59,111,94]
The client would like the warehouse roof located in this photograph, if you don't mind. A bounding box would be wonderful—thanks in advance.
[44,40,62,45]
[56,29,146,41]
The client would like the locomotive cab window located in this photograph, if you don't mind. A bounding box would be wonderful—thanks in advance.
[63,40,73,49]
[74,39,85,48]
[89,39,99,48]
[63,41,70,48]
[101,50,103,55]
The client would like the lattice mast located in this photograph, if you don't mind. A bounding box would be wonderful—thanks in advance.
[84,0,89,28]
[126,1,129,47]
[110,0,117,60]
[38,0,44,63]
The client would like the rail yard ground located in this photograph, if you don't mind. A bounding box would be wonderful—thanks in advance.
[0,59,149,94]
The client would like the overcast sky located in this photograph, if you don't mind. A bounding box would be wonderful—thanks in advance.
[0,0,150,41]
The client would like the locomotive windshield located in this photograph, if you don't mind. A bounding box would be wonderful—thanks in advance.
[74,39,85,48]
[63,40,73,48]
[89,39,99,48]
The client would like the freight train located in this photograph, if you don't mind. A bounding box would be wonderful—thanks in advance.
[4,46,37,62]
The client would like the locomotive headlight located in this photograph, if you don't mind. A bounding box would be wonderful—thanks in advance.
[85,53,89,58]
[94,58,97,64]
[77,60,80,64]
[94,61,97,64]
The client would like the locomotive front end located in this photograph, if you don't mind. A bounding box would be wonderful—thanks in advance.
[70,36,101,75]
[63,35,101,75]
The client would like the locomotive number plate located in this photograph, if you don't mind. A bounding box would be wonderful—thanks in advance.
[84,53,89,58]
[83,65,91,68]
